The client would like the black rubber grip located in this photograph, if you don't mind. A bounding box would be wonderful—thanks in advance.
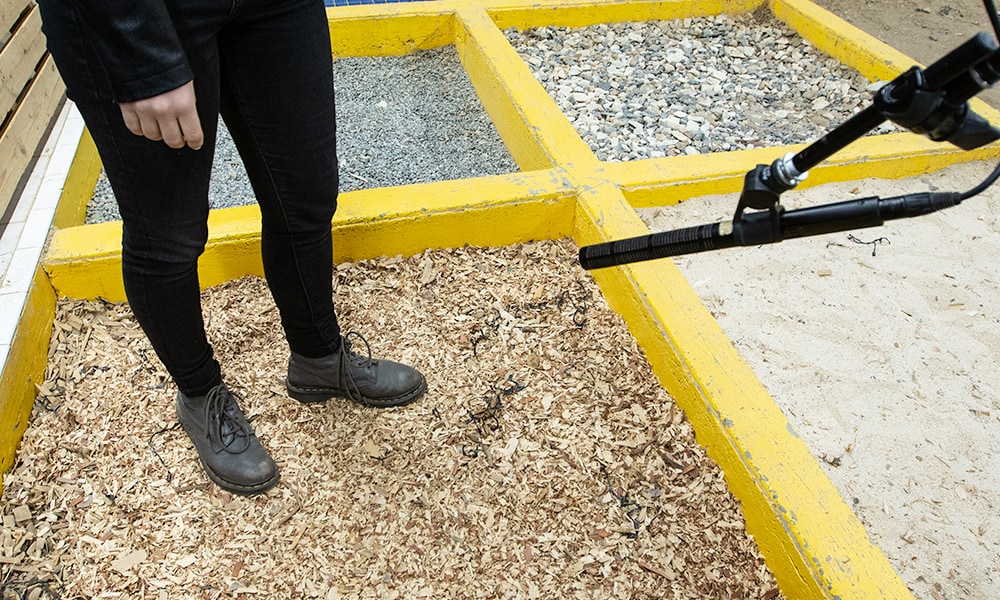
[579,222,731,270]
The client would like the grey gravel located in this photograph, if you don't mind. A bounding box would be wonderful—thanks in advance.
[505,12,897,162]
[86,46,519,224]
[88,15,897,223]
[88,117,254,224]
[335,49,520,192]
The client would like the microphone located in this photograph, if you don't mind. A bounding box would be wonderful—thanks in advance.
[578,191,962,270]
[578,221,736,270]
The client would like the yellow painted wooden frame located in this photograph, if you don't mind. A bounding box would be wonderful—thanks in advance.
[14,0,1000,598]
[0,267,56,476]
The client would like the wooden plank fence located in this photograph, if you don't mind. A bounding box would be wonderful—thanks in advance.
[1,0,65,225]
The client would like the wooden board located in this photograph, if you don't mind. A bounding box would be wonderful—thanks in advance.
[1,6,46,118]
[0,266,55,476]
[0,0,32,37]
[0,54,64,222]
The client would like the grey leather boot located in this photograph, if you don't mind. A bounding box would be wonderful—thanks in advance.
[176,383,279,495]
[285,332,426,408]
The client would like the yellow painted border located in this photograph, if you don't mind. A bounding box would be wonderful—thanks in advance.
[51,127,101,229]
[572,177,914,600]
[611,135,1000,208]
[326,6,455,56]
[772,0,915,81]
[486,0,764,30]
[0,267,56,475]
[456,6,598,170]
[12,1,1000,598]
[44,170,579,302]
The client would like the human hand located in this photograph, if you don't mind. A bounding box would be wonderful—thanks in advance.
[119,80,204,150]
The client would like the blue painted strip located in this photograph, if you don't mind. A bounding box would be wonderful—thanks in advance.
[325,0,430,6]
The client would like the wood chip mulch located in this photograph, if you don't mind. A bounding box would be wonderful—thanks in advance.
[2,239,781,599]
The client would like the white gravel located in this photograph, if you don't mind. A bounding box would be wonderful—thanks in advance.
[505,12,896,161]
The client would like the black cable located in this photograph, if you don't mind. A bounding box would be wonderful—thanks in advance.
[960,159,1000,199]
[984,0,1000,41]
[952,1,1000,201]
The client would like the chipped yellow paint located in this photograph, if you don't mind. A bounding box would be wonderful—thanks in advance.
[43,219,128,302]
[487,0,765,30]
[455,6,598,170]
[572,179,914,599]
[44,170,579,302]
[0,267,56,476]
[52,127,101,229]
[608,134,1000,208]
[11,0,1000,597]
[331,171,578,261]
[326,6,454,57]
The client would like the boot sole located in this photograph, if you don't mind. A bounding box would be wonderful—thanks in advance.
[176,421,281,496]
[285,376,427,408]
[176,398,280,496]
[200,459,280,496]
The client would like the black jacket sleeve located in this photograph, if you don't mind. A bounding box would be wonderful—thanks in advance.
[72,0,194,102]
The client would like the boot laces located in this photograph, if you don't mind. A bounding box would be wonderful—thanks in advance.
[344,331,373,367]
[205,385,252,453]
[339,331,375,403]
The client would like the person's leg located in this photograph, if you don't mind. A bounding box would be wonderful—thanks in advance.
[217,0,426,407]
[38,0,278,494]
[40,0,223,397]
[218,0,341,358]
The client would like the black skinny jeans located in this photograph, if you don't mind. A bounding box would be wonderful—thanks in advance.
[39,0,343,397]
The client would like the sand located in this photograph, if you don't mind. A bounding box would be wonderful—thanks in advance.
[639,159,1000,599]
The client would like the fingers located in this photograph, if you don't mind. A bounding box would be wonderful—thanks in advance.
[155,115,184,149]
[118,81,203,150]
[121,106,143,138]
[125,109,200,150]
[177,105,204,150]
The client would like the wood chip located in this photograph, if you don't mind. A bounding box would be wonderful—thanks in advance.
[111,549,147,574]
[2,240,783,598]
[11,506,31,523]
